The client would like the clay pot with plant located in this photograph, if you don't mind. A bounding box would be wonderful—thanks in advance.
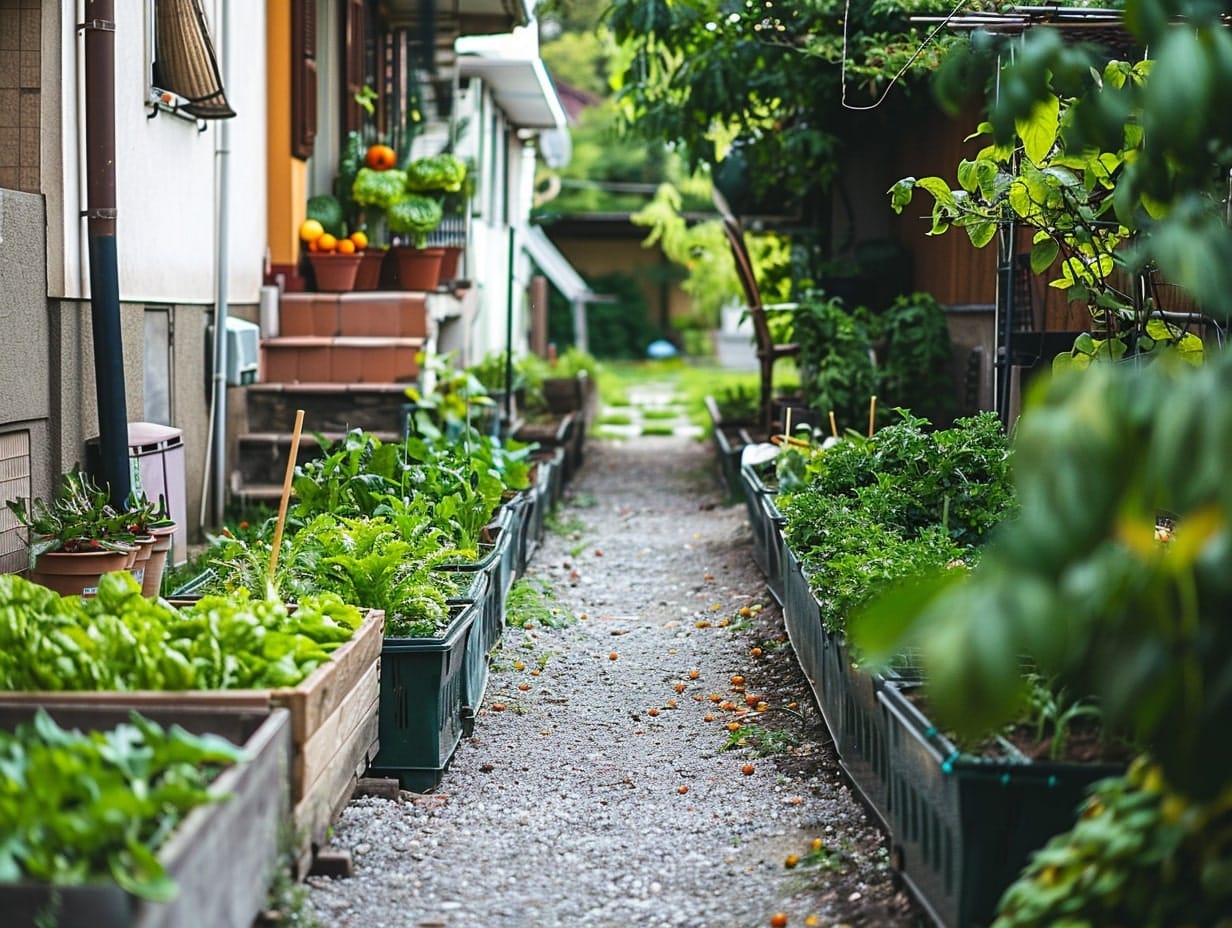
[6,466,137,597]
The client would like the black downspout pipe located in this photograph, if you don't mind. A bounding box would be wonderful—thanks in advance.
[504,227,515,426]
[83,0,131,509]
[995,218,1016,426]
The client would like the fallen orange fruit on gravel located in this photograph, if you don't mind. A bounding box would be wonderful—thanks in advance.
[491,703,506,711]
[750,647,763,658]
[609,652,619,660]
[741,763,755,776]
[678,785,689,794]
[730,674,745,686]
[770,914,788,928]
[689,669,700,679]
[518,683,530,691]
[647,708,660,717]
[726,722,741,732]
[784,854,800,869]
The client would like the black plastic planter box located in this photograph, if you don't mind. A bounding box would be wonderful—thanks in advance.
[833,635,897,832]
[738,462,785,605]
[370,599,482,791]
[705,395,752,499]
[782,545,845,742]
[880,681,1123,928]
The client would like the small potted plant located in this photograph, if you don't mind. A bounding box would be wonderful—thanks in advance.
[408,153,471,283]
[123,491,177,597]
[6,466,137,597]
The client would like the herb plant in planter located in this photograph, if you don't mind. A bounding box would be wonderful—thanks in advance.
[6,466,137,597]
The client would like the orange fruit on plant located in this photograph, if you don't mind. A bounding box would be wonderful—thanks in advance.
[366,143,397,170]
[316,232,338,252]
[299,218,325,242]
[335,237,356,254]
[349,230,369,250]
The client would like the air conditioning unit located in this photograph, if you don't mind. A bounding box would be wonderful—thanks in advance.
[225,317,260,385]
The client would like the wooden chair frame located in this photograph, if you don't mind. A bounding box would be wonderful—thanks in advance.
[714,190,801,435]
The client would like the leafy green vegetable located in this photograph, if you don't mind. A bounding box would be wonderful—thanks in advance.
[0,709,242,899]
[386,194,443,248]
[306,194,346,238]
[0,572,362,692]
[404,153,467,194]
[351,167,408,211]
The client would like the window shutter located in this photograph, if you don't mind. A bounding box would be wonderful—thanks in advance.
[291,0,317,160]
[341,0,368,136]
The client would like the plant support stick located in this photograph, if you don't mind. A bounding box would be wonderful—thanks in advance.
[269,409,305,583]
[829,410,838,439]
[868,395,878,438]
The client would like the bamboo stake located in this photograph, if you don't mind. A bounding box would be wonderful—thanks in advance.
[829,410,838,439]
[868,395,878,438]
[784,406,793,442]
[269,408,305,580]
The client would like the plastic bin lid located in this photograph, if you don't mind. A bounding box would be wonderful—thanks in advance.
[127,421,183,450]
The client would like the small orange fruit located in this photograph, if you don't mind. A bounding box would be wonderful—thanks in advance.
[675,682,686,693]
[741,763,755,775]
[647,708,660,717]
[336,237,357,254]
[784,854,800,869]
[750,647,763,658]
[666,699,677,709]
[677,785,689,795]
[491,703,506,712]
[349,230,369,249]
[726,721,741,732]
[731,674,745,686]
[704,713,715,722]
[316,232,338,252]
[770,913,788,928]
[709,694,722,703]
[609,652,619,661]
[518,683,530,691]
[745,693,760,707]
[365,143,397,170]
[513,660,525,671]
[689,669,700,680]
[530,669,541,676]
[299,218,325,242]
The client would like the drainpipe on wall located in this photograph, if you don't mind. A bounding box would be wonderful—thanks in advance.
[83,0,132,509]
[209,3,231,527]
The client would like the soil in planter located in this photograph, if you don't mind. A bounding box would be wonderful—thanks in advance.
[903,686,1139,766]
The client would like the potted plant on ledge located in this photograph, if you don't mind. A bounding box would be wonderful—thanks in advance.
[6,466,136,597]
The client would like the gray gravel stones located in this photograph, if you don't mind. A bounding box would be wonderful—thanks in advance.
[305,434,920,928]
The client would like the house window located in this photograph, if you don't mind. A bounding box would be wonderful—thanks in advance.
[144,307,174,426]
[147,0,235,121]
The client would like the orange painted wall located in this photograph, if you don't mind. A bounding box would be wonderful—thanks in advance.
[266,0,308,267]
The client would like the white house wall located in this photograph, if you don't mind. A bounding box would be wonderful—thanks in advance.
[48,0,266,306]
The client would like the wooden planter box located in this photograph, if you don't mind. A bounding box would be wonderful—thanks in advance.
[880,681,1124,928]
[1,704,290,928]
[2,608,384,876]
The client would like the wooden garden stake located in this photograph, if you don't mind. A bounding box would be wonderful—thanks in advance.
[868,395,878,438]
[784,406,793,442]
[269,408,305,579]
[829,410,838,439]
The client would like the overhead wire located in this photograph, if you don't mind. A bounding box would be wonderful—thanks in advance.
[839,0,972,111]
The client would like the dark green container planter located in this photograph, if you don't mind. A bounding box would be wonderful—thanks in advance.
[739,461,785,605]
[705,395,751,499]
[782,546,845,743]
[880,681,1123,928]
[370,599,482,792]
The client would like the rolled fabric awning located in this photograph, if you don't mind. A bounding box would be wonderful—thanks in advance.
[154,0,235,119]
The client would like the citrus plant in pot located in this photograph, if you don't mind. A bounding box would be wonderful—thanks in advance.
[6,465,136,597]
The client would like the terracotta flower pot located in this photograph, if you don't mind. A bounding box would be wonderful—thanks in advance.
[392,245,445,292]
[353,250,386,290]
[438,245,464,283]
[143,523,177,597]
[128,534,156,592]
[29,549,134,598]
[309,252,363,291]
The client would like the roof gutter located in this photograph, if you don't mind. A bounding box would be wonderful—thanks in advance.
[83,0,132,508]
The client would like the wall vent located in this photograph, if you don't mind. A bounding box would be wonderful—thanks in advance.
[0,431,32,575]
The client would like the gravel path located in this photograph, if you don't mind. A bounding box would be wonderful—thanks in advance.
[305,429,922,928]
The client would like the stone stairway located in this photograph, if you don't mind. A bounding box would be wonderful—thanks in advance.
[231,291,432,505]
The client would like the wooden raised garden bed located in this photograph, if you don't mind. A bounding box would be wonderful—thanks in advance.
[1,704,290,928]
[3,608,384,876]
